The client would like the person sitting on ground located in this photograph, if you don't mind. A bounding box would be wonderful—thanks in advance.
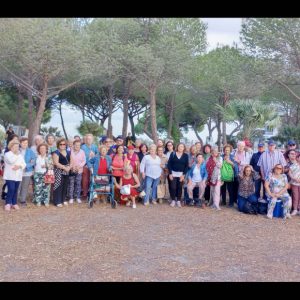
[187,153,207,208]
[237,165,259,214]
[115,164,140,209]
[264,164,292,220]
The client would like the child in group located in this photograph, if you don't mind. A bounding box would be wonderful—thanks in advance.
[115,164,140,208]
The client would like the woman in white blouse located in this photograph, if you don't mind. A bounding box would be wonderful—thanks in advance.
[140,144,162,205]
[33,144,53,207]
[3,141,26,211]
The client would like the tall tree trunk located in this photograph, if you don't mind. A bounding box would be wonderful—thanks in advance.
[149,85,158,144]
[29,77,48,145]
[129,115,136,140]
[193,125,204,145]
[167,96,175,139]
[59,99,68,140]
[122,78,132,138]
[81,108,85,122]
[222,121,227,146]
[107,84,114,138]
[222,91,229,146]
[216,115,222,150]
[16,91,24,126]
[27,90,35,145]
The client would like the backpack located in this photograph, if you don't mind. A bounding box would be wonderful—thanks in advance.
[221,161,234,182]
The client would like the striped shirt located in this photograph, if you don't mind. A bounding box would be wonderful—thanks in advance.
[257,150,287,179]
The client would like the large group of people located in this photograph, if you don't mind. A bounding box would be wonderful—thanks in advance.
[1,129,299,220]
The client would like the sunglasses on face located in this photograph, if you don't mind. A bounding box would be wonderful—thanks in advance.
[290,144,296,146]
[59,143,66,146]
[275,167,283,170]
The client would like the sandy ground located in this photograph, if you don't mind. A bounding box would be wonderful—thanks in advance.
[1,198,300,282]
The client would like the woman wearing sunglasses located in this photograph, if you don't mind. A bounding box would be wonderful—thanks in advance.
[52,138,72,207]
[264,164,292,219]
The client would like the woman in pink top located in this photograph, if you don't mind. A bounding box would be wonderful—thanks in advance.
[68,140,86,204]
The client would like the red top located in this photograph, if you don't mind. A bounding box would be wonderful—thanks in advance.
[98,157,108,175]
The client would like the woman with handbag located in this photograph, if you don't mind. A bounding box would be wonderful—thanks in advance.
[33,143,53,207]
[68,140,86,204]
[52,138,72,207]
[221,144,238,207]
[115,164,140,209]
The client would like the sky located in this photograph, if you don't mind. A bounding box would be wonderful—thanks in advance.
[47,18,242,142]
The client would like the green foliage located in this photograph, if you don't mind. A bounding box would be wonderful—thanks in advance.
[77,120,104,138]
[40,126,62,137]
[219,99,281,139]
[274,125,300,144]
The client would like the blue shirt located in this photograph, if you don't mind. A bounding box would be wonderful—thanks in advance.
[81,144,98,166]
[250,151,264,173]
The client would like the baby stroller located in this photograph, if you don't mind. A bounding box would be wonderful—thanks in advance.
[88,168,117,209]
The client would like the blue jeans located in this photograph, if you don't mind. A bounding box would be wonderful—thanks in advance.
[144,176,160,203]
[254,178,266,199]
[237,194,258,212]
[6,180,20,205]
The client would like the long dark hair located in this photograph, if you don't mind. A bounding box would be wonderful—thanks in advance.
[164,141,174,154]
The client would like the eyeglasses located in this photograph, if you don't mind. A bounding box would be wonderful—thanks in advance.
[59,143,66,146]
[289,144,296,146]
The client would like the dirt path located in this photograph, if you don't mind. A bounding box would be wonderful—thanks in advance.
[0,201,300,281]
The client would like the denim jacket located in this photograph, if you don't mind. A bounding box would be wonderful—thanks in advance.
[187,162,208,181]
[24,148,36,173]
[89,154,112,175]
[221,153,239,177]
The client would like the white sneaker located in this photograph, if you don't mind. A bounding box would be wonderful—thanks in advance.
[57,204,63,208]
[69,199,74,204]
[216,207,221,211]
[267,213,273,219]
[285,213,292,219]
[170,200,176,207]
[144,201,149,206]
[291,210,298,216]
[36,203,41,207]
[152,200,157,205]
[176,201,182,208]
[132,204,137,209]
[76,198,82,204]
[63,201,68,206]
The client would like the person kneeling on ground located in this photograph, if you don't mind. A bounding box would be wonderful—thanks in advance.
[237,165,259,214]
[264,164,292,220]
[115,165,140,209]
[186,153,207,208]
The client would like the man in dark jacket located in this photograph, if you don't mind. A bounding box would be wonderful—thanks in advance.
[250,142,265,199]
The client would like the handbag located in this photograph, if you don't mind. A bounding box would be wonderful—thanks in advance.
[157,183,166,199]
[221,161,234,182]
[120,184,131,195]
[44,169,55,184]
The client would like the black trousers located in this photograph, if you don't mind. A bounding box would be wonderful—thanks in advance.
[53,175,69,205]
[232,177,239,203]
[204,185,210,201]
[169,177,184,201]
[221,181,235,205]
